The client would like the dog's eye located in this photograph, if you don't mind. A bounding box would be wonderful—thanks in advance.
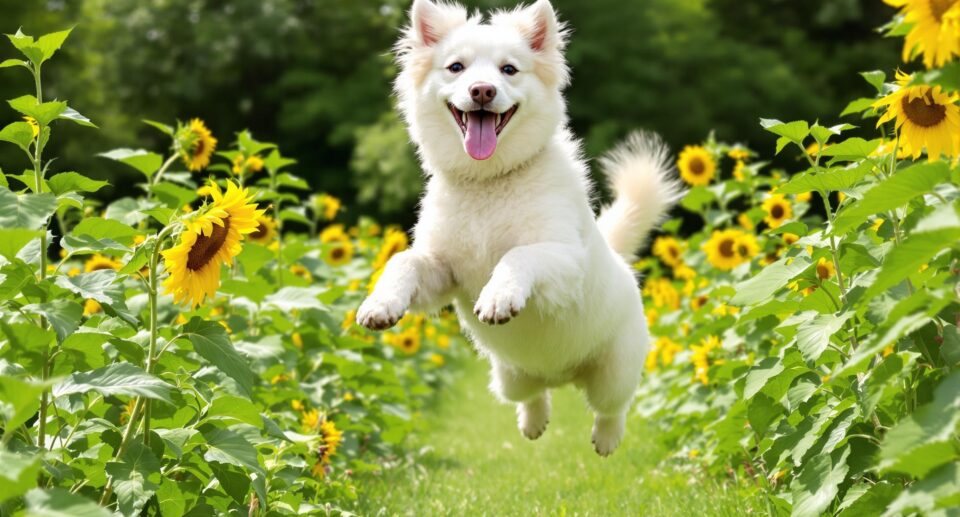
[447,62,465,73]
[501,64,518,76]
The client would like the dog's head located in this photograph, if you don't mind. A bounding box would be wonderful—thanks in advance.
[395,0,569,179]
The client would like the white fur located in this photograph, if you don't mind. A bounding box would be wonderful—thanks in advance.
[357,0,679,456]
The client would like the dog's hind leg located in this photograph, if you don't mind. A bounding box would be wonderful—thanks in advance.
[581,321,649,456]
[489,359,551,440]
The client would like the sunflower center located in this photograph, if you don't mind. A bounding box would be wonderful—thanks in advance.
[737,243,750,257]
[192,136,206,158]
[250,224,268,240]
[718,238,736,258]
[668,246,679,258]
[770,204,785,219]
[187,218,231,271]
[817,264,831,279]
[90,263,114,271]
[689,158,705,176]
[929,0,957,21]
[331,247,345,260]
[902,92,947,127]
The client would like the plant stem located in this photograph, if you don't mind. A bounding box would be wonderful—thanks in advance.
[98,397,146,506]
[270,171,284,288]
[151,153,180,188]
[143,226,172,446]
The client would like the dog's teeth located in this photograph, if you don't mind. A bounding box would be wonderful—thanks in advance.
[461,112,467,126]
[496,113,502,126]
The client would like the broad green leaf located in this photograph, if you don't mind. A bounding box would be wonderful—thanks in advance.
[0,450,41,502]
[141,207,175,226]
[8,95,67,126]
[0,376,50,431]
[790,446,850,517]
[70,217,138,245]
[837,482,900,517]
[151,181,197,209]
[58,106,97,128]
[207,394,263,428]
[105,441,161,516]
[747,393,781,436]
[864,228,960,300]
[942,325,960,366]
[60,233,130,257]
[235,242,274,275]
[35,28,72,63]
[54,270,126,306]
[104,197,153,226]
[22,299,82,343]
[883,463,960,517]
[818,137,881,161]
[22,487,113,517]
[778,162,871,195]
[53,363,174,403]
[99,148,163,178]
[0,186,57,230]
[878,370,960,477]
[0,121,34,153]
[0,228,42,261]
[156,478,186,517]
[46,172,108,195]
[0,321,55,352]
[202,427,264,474]
[263,148,296,172]
[183,318,255,396]
[679,186,716,213]
[275,172,309,190]
[263,286,326,312]
[760,118,809,144]
[743,357,783,400]
[796,312,853,362]
[861,70,885,93]
[0,58,28,69]
[236,129,276,156]
[6,30,44,64]
[832,161,951,235]
[731,256,811,306]
[219,276,273,304]
[840,97,877,117]
[142,119,173,136]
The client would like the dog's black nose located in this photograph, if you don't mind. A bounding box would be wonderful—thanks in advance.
[470,82,497,105]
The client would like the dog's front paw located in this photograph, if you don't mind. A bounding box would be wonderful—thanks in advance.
[473,282,526,325]
[356,294,406,331]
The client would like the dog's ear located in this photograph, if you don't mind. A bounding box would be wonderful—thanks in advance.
[519,0,563,53]
[410,0,467,47]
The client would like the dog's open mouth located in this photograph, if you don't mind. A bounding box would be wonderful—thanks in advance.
[447,103,518,161]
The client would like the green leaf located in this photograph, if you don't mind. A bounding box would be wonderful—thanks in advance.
[942,325,960,366]
[183,318,255,396]
[0,321,55,353]
[731,256,811,306]
[0,58,28,69]
[142,119,174,136]
[883,463,960,517]
[263,287,326,312]
[878,370,960,477]
[0,121,34,153]
[0,450,41,502]
[680,186,716,213]
[6,30,44,64]
[837,482,901,517]
[796,312,853,362]
[818,137,881,162]
[760,118,809,144]
[35,28,72,63]
[8,96,67,126]
[275,172,309,190]
[22,487,113,517]
[207,394,263,428]
[743,357,784,400]
[0,187,57,230]
[0,376,50,431]
[70,217,138,245]
[60,233,130,257]
[141,207,175,226]
[46,172,108,195]
[0,228,42,261]
[202,427,264,474]
[58,106,96,128]
[53,363,174,403]
[263,148,296,172]
[864,228,960,301]
[840,97,877,117]
[778,162,871,195]
[99,148,163,178]
[151,182,197,209]
[105,441,161,516]
[155,478,186,517]
[832,161,951,235]
[790,446,850,517]
[54,270,126,306]
[861,70,886,93]
[22,299,82,343]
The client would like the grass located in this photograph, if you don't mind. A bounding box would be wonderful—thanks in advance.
[353,358,766,516]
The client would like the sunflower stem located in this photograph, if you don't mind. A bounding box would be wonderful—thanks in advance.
[270,170,284,288]
[143,225,173,446]
[151,153,180,188]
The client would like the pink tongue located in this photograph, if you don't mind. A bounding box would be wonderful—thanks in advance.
[464,111,497,160]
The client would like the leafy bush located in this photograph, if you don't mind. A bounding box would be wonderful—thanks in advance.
[0,29,462,515]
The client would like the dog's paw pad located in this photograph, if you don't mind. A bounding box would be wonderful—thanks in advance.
[517,396,550,441]
[473,286,525,325]
[356,296,406,331]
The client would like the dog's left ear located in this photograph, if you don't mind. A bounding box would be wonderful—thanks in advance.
[519,0,564,53]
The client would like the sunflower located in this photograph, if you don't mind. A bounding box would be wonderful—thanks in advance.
[677,145,716,186]
[796,192,813,203]
[430,353,445,366]
[83,299,102,316]
[727,148,750,161]
[761,194,793,229]
[323,240,355,267]
[319,224,349,244]
[871,218,885,232]
[652,236,684,268]
[313,194,341,221]
[873,71,960,160]
[691,336,721,385]
[311,419,344,479]
[390,327,421,355]
[732,160,746,181]
[642,278,680,310]
[703,229,757,270]
[84,253,122,272]
[178,118,218,172]
[162,181,263,307]
[885,0,960,68]
[816,258,835,280]
[372,228,408,271]
[249,215,277,245]
[737,213,755,231]
[24,116,39,139]
[232,154,265,176]
[290,264,312,281]
[782,233,800,246]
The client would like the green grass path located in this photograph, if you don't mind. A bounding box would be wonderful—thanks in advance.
[353,359,763,516]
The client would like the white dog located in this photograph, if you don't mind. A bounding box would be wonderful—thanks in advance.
[356,0,681,455]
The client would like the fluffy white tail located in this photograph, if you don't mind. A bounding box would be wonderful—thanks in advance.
[596,131,684,260]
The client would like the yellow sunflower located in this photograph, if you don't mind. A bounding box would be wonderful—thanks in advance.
[311,419,344,478]
[390,327,421,355]
[313,194,341,221]
[652,236,684,268]
[178,118,218,172]
[290,264,312,281]
[319,224,349,244]
[761,194,793,229]
[323,240,355,267]
[372,228,408,271]
[232,154,265,176]
[727,148,750,161]
[677,145,716,186]
[886,0,960,68]
[816,258,835,280]
[873,71,960,160]
[84,253,122,273]
[24,116,39,139]
[732,160,746,181]
[703,229,757,270]
[161,181,263,307]
[249,215,277,245]
[783,233,800,246]
[796,192,813,203]
[83,299,102,316]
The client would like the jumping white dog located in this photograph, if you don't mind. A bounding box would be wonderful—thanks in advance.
[356,0,682,455]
